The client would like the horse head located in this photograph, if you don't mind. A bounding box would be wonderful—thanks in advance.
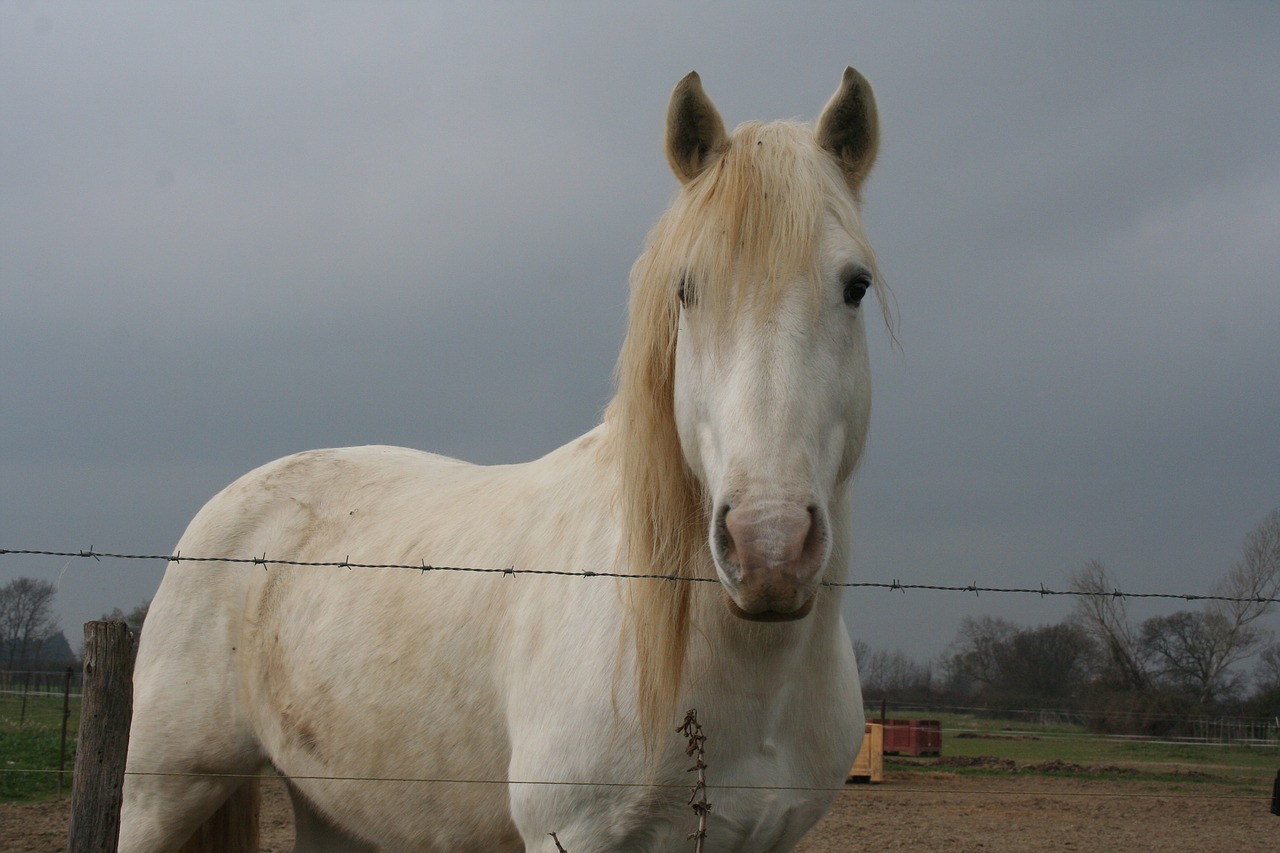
[664,69,882,621]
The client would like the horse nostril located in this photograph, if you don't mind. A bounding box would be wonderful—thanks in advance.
[714,504,736,560]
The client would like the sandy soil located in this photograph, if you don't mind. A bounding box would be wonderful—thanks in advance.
[3,770,1275,852]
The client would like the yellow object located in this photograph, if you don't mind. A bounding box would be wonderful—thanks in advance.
[848,722,883,783]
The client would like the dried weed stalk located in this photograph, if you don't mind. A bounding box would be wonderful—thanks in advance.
[551,708,712,851]
[677,708,711,852]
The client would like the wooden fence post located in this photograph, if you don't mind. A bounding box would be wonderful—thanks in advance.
[20,669,31,725]
[59,666,74,797]
[66,621,134,853]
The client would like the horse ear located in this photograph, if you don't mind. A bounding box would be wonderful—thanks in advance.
[816,66,879,193]
[666,71,727,185]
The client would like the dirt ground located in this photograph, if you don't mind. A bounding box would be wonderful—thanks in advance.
[3,771,1276,852]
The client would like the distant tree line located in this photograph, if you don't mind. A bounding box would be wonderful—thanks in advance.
[857,510,1280,736]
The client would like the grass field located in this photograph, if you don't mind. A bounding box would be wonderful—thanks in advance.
[882,711,1279,794]
[0,693,79,803]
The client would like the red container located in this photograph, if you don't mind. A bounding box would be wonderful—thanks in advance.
[880,719,941,756]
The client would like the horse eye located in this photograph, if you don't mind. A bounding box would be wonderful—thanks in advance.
[842,273,870,308]
[678,274,694,307]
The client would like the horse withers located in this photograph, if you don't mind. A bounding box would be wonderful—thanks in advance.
[121,66,889,853]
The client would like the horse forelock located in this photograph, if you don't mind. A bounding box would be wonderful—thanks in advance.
[603,119,875,738]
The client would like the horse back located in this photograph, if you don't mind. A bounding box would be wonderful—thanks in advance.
[134,435,617,850]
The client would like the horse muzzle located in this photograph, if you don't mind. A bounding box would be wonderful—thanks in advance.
[712,499,828,621]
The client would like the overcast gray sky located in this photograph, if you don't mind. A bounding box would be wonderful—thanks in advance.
[2,2,1278,663]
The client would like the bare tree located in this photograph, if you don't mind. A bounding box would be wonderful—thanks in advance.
[1208,509,1280,646]
[1140,610,1250,703]
[1255,642,1280,689]
[0,577,60,668]
[944,616,1092,701]
[997,622,1094,700]
[1068,559,1149,690]
[1141,510,1280,703]
[944,616,1018,691]
[853,640,933,699]
[1074,511,1280,703]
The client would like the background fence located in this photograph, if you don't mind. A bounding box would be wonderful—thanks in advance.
[0,669,83,699]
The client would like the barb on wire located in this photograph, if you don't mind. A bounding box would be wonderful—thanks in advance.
[3,547,1278,605]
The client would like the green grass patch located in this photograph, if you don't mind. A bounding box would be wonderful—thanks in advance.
[0,693,79,802]
[879,711,1279,791]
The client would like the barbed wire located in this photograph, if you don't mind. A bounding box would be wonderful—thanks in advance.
[2,547,1274,605]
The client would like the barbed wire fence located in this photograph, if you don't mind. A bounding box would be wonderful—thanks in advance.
[3,544,1279,849]
[5,546,1277,604]
[6,544,1280,747]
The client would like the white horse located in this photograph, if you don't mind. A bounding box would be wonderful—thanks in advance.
[121,67,888,853]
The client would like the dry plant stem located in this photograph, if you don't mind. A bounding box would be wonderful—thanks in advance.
[677,708,711,852]
[549,713,710,852]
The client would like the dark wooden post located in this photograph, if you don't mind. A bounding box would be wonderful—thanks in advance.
[20,669,32,725]
[59,666,74,797]
[66,621,134,853]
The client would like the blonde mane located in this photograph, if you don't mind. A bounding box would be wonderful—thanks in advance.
[603,120,883,734]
